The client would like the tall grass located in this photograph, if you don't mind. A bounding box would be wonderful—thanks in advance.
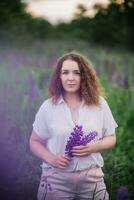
[0,39,133,200]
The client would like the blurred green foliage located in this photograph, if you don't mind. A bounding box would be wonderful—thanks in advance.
[0,0,134,51]
[0,0,52,41]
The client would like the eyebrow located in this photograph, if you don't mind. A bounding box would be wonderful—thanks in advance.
[61,69,80,72]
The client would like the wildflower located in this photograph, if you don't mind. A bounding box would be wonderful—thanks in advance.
[123,72,129,89]
[116,186,129,200]
[65,125,97,157]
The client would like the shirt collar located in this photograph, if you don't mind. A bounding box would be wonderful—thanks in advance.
[81,98,85,107]
[57,95,65,104]
[57,95,85,106]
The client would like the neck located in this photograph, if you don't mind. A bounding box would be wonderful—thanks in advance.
[63,92,82,107]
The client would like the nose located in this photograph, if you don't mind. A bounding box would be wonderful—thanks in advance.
[68,72,74,80]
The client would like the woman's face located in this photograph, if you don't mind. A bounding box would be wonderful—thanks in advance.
[60,59,81,94]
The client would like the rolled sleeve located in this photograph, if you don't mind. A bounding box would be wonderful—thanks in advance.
[33,102,50,140]
[102,98,118,136]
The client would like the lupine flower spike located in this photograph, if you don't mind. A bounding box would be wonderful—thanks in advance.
[65,125,97,157]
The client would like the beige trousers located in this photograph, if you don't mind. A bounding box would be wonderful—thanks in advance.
[37,167,109,200]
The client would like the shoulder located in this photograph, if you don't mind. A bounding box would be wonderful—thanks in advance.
[99,96,107,105]
[99,96,109,109]
[41,98,53,107]
[99,96,113,115]
[38,98,54,113]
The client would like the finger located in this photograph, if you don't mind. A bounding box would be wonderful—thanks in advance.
[60,157,70,165]
[59,161,69,167]
[72,148,87,153]
[72,152,88,156]
[62,155,71,161]
[72,145,86,150]
[58,165,67,169]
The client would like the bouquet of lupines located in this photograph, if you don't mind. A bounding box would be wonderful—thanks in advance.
[65,125,97,157]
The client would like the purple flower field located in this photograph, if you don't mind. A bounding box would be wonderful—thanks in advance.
[0,40,133,200]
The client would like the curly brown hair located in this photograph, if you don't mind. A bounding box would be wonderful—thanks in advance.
[49,51,105,106]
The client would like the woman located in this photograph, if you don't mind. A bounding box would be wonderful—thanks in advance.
[30,51,118,200]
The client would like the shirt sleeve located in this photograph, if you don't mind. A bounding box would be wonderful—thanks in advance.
[32,101,50,140]
[102,98,118,137]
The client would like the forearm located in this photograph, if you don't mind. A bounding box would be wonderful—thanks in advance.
[89,134,116,153]
[30,139,71,169]
[30,130,71,169]
[30,140,54,164]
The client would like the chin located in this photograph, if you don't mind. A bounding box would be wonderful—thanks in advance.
[66,89,79,93]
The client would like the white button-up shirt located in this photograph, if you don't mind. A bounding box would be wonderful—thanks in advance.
[33,96,118,171]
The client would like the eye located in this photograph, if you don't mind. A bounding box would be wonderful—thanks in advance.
[62,71,68,74]
[74,71,81,75]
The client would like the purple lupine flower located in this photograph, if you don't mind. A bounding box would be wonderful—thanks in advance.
[65,125,97,157]
[26,73,39,101]
[2,80,8,99]
[81,131,97,145]
[15,52,28,66]
[116,186,129,200]
[123,72,129,89]
[95,67,100,76]
[109,62,116,81]
[47,54,57,68]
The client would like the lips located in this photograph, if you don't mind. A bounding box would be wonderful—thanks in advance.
[68,85,76,87]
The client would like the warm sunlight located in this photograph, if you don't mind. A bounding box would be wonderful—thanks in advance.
[26,0,109,24]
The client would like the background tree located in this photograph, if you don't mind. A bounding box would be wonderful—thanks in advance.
[122,0,134,50]
[0,0,52,41]
[89,2,127,46]
[0,0,134,51]
[74,4,87,18]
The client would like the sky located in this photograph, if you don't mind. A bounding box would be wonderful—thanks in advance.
[26,0,109,24]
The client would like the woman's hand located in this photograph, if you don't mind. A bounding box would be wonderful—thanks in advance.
[48,154,71,169]
[72,135,116,157]
[71,141,96,157]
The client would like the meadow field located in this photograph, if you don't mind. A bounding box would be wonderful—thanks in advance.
[0,39,134,200]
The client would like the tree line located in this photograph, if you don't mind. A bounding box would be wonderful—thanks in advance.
[0,0,134,51]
